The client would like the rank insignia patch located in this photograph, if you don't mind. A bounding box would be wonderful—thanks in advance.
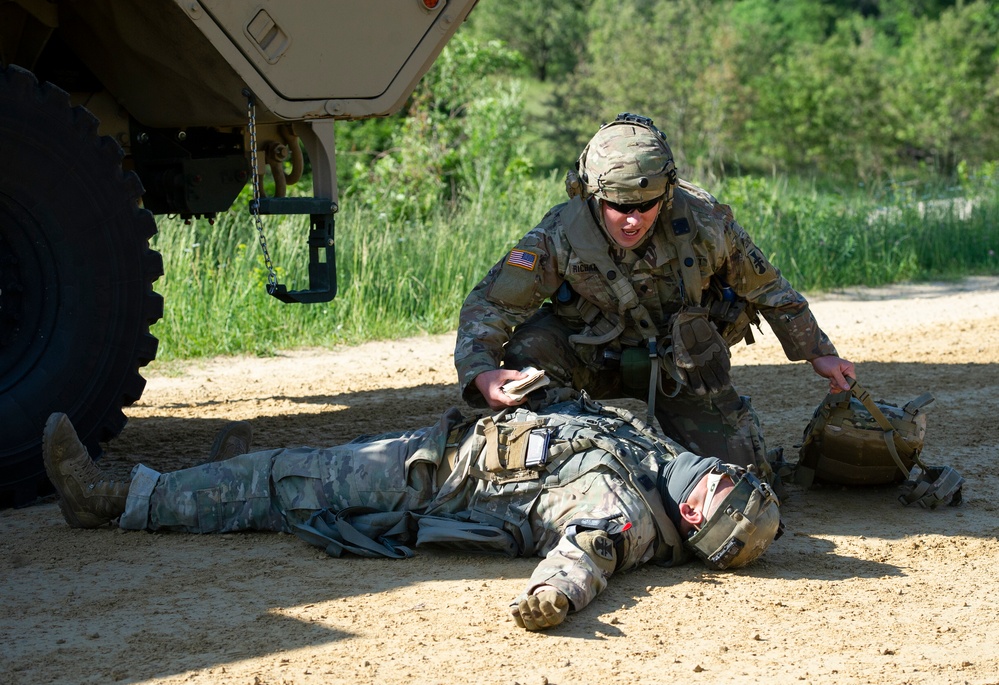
[506,249,538,271]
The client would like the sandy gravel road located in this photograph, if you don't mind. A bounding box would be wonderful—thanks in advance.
[2,276,998,685]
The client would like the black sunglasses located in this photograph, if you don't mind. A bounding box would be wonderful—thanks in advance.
[604,197,662,214]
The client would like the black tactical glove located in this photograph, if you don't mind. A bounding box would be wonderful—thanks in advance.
[511,586,570,631]
[671,308,732,396]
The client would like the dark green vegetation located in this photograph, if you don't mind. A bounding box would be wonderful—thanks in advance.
[153,0,998,360]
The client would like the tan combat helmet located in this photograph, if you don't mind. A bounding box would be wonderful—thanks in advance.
[576,112,678,206]
[686,465,784,570]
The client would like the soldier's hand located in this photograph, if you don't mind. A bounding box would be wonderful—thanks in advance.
[511,586,570,631]
[810,355,855,393]
[474,369,530,410]
[671,309,731,396]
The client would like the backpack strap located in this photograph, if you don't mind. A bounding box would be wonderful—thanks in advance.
[847,377,919,475]
[902,392,935,419]
[846,377,963,508]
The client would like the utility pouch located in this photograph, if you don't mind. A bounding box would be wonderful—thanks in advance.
[481,417,548,473]
[704,279,760,346]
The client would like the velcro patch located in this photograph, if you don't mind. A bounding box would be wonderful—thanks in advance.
[747,247,769,275]
[506,249,538,271]
[592,534,615,560]
[575,530,617,575]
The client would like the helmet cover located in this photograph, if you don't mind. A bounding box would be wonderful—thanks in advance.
[577,113,677,204]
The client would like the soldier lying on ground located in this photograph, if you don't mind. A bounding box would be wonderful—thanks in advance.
[43,390,782,631]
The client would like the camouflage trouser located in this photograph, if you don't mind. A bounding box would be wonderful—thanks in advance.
[504,308,770,476]
[119,429,437,533]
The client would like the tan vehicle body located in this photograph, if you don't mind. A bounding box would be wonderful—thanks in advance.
[0,0,478,503]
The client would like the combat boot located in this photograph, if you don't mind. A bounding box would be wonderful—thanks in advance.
[208,420,253,461]
[42,413,129,528]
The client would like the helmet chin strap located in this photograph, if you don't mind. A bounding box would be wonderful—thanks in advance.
[700,471,725,523]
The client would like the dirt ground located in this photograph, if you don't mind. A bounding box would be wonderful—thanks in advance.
[2,277,998,685]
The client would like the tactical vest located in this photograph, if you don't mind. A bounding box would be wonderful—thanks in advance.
[555,188,758,351]
[424,396,687,565]
[555,194,702,349]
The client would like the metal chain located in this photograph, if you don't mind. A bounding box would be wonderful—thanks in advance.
[244,90,279,293]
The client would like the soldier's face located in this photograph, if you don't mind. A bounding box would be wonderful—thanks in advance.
[601,199,662,249]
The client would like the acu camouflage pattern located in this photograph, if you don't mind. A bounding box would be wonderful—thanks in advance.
[119,422,440,534]
[119,396,691,617]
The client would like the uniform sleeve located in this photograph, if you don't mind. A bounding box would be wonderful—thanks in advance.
[510,467,660,615]
[454,224,563,405]
[720,216,838,361]
[511,528,617,615]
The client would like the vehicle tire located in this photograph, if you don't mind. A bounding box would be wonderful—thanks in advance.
[0,64,163,507]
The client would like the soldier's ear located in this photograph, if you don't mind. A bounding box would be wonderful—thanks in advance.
[679,502,704,530]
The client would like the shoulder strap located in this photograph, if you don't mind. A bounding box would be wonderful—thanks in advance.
[847,377,919,476]
[853,379,964,509]
[664,189,704,307]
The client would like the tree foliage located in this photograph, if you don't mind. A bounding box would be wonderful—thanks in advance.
[534,0,999,181]
[338,0,997,212]
[336,34,532,220]
[463,0,593,81]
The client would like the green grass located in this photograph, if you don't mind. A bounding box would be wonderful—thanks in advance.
[149,172,998,360]
[149,176,563,360]
[718,174,999,290]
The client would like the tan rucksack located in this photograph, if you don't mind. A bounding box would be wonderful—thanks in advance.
[795,378,963,508]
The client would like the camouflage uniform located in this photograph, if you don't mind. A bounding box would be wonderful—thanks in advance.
[119,396,699,616]
[455,179,837,472]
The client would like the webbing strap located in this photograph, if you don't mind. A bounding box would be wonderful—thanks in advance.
[903,392,935,419]
[847,377,923,477]
[665,192,704,307]
[644,337,665,432]
[655,343,685,399]
[568,320,625,346]
[293,507,414,559]
[482,417,544,472]
[595,402,679,452]
[586,434,682,563]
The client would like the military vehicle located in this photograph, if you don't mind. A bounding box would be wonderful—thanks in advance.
[0,0,479,505]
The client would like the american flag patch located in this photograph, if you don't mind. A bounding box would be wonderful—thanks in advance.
[506,249,538,271]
